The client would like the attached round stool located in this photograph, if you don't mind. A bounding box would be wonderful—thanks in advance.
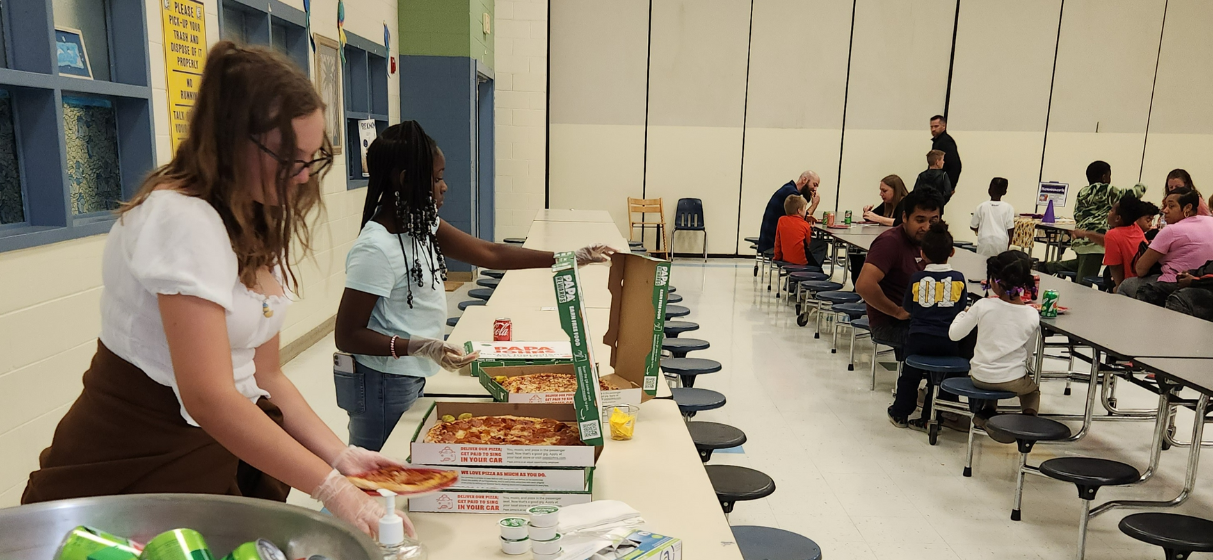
[816,290,862,340]
[850,316,872,373]
[670,387,726,418]
[984,414,1072,521]
[504,237,526,244]
[831,302,867,354]
[668,286,677,293]
[665,304,691,319]
[743,236,759,244]
[1057,270,1077,281]
[629,241,645,249]
[661,357,721,388]
[458,300,486,311]
[1041,457,1141,559]
[904,355,970,445]
[476,277,499,288]
[1082,275,1109,291]
[666,293,683,304]
[446,317,459,327]
[705,465,776,515]
[687,421,746,462]
[468,288,495,301]
[795,280,844,327]
[481,269,505,279]
[939,377,1016,477]
[1119,513,1213,560]
[662,338,710,358]
[731,526,822,560]
[664,321,699,338]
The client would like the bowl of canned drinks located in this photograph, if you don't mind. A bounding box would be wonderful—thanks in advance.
[0,494,381,560]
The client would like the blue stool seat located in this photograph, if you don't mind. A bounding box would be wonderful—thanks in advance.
[476,277,499,288]
[457,300,486,311]
[788,271,829,283]
[668,286,677,293]
[905,355,971,373]
[504,237,526,244]
[799,281,843,292]
[1057,270,1077,280]
[834,302,867,318]
[662,338,710,356]
[954,241,975,248]
[705,467,776,515]
[853,317,870,331]
[732,526,822,560]
[665,304,691,319]
[744,236,760,244]
[481,269,505,279]
[661,357,722,388]
[818,291,861,304]
[468,288,494,301]
[1083,275,1107,289]
[687,421,746,462]
[671,388,726,415]
[666,293,683,304]
[940,377,1016,401]
[664,321,699,337]
[446,317,459,327]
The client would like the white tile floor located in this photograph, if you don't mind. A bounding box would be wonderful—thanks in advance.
[281,261,1213,560]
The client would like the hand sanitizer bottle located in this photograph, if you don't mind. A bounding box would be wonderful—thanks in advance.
[377,489,428,560]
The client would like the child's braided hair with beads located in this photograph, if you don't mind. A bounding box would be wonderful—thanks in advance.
[360,121,447,308]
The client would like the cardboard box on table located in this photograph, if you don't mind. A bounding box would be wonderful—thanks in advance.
[462,340,573,378]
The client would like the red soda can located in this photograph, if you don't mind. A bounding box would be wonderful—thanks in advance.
[1032,274,1041,301]
[493,318,512,341]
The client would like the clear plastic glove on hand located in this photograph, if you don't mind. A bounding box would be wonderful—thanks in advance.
[575,243,616,266]
[331,445,403,476]
[311,469,416,538]
[407,336,479,370]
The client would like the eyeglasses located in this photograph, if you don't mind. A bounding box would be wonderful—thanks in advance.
[250,135,334,178]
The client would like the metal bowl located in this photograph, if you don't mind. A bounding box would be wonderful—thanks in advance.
[0,494,381,560]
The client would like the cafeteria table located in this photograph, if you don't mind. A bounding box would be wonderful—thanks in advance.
[812,224,890,285]
[533,209,615,223]
[487,264,616,309]
[1033,220,1076,263]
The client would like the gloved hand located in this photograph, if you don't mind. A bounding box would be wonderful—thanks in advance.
[311,469,416,538]
[331,445,403,476]
[575,243,616,266]
[407,336,479,370]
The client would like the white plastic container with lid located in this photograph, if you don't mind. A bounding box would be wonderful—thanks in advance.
[498,517,529,540]
[531,534,562,555]
[526,505,561,527]
[533,549,563,560]
[499,536,530,555]
[527,523,557,541]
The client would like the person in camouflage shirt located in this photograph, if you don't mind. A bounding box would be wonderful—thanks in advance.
[1039,161,1147,284]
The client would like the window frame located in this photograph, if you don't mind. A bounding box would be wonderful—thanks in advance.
[341,32,388,190]
[0,0,155,253]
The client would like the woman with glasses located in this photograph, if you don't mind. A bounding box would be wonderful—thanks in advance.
[23,42,407,538]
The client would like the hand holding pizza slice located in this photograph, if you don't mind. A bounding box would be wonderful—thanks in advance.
[345,465,460,496]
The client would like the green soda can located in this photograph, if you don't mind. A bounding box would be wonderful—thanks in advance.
[221,540,287,560]
[1041,290,1060,318]
[56,526,143,560]
[142,529,215,560]
[844,210,853,225]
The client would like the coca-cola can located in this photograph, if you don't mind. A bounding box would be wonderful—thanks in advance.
[493,318,512,341]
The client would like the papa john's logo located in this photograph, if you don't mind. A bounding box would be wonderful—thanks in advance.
[439,446,456,462]
[436,494,454,510]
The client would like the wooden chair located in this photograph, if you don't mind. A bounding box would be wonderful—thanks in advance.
[627,197,670,257]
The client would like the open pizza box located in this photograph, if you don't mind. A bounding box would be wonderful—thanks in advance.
[462,340,573,378]
[552,252,606,446]
[409,401,603,468]
[407,484,593,513]
[477,363,643,408]
[405,461,594,512]
[602,252,671,398]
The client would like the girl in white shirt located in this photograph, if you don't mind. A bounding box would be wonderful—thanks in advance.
[25,42,403,537]
[949,251,1042,420]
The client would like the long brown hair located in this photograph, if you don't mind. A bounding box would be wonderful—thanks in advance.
[880,174,908,218]
[121,42,329,291]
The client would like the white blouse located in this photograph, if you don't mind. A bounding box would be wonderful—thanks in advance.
[99,190,290,426]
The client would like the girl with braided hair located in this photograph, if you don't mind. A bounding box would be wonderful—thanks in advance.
[949,250,1042,429]
[335,121,614,450]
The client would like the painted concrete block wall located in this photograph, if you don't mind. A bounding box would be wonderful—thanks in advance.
[0,0,400,506]
[493,0,547,241]
[399,0,493,68]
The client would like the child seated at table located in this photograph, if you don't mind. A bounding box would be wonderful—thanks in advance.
[888,221,968,428]
[950,250,1042,430]
[773,194,816,266]
[1103,194,1159,292]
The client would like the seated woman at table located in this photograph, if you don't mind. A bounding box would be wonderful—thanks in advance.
[333,121,614,451]
[1157,169,1210,227]
[851,175,908,281]
[1102,194,1159,292]
[1121,187,1213,304]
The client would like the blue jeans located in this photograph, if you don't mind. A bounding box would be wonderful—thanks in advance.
[334,361,426,452]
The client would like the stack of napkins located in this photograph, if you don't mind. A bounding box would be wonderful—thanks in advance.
[551,501,645,560]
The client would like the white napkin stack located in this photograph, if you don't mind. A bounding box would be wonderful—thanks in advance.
[550,501,645,560]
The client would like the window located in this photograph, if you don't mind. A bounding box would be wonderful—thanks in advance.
[0,0,155,251]
[342,33,389,189]
[220,1,307,72]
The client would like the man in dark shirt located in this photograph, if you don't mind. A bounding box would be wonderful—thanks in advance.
[930,115,962,192]
[757,171,825,264]
[913,149,953,202]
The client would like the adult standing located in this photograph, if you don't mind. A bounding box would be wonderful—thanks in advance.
[757,170,827,266]
[930,115,962,193]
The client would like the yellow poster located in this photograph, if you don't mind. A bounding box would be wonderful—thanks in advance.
[161,0,206,152]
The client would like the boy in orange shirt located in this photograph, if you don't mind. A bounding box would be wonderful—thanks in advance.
[773,194,817,265]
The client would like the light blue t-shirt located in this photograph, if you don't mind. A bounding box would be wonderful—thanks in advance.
[345,220,446,377]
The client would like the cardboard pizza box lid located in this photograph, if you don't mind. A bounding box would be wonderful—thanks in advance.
[602,252,670,398]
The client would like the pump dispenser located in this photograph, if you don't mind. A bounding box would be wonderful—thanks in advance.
[377,489,427,560]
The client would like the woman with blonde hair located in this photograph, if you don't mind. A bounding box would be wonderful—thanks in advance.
[23,42,406,537]
[863,174,909,227]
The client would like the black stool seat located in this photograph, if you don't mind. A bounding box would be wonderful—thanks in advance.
[687,421,746,462]
[818,290,861,304]
[834,302,867,318]
[666,293,683,304]
[481,269,505,279]
[788,271,829,283]
[705,465,776,514]
[661,357,721,388]
[446,317,459,327]
[664,321,699,338]
[665,304,691,319]
[731,526,821,560]
[744,236,759,244]
[504,237,526,244]
[954,241,975,247]
[1057,270,1077,280]
[671,387,726,415]
[1119,513,1213,556]
[629,241,645,247]
[940,377,1015,401]
[468,288,494,301]
[662,338,710,356]
[668,286,677,293]
[476,277,499,288]
[799,280,843,292]
[1040,457,1140,497]
[986,414,1072,444]
[457,300,486,311]
[905,355,970,373]
[853,317,870,330]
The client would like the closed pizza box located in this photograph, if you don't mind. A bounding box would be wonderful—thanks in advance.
[477,363,643,408]
[410,464,593,493]
[552,252,606,446]
[407,487,592,514]
[462,340,573,378]
[410,401,603,467]
[603,253,671,398]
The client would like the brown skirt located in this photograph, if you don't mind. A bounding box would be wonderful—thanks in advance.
[22,342,290,504]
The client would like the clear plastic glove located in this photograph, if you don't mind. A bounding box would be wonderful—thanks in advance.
[311,469,417,538]
[575,243,616,266]
[331,445,403,476]
[407,336,479,370]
